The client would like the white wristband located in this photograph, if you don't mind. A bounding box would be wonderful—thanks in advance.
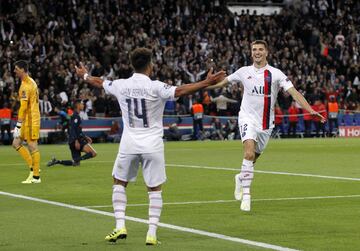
[83,73,89,81]
[16,121,22,128]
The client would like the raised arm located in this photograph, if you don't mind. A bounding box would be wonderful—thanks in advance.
[47,101,53,114]
[287,87,326,123]
[174,68,226,97]
[75,62,104,88]
[0,20,5,41]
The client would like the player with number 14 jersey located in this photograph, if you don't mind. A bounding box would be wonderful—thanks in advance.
[103,74,175,154]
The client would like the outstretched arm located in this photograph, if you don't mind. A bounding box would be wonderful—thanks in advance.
[205,77,229,90]
[174,68,226,97]
[75,62,104,88]
[287,87,326,123]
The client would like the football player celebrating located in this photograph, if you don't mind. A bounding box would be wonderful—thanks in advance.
[75,47,225,245]
[208,40,325,211]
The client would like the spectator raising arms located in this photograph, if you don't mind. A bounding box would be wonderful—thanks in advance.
[0,1,359,116]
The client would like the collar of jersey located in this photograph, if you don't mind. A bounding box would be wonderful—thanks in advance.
[23,75,30,83]
[132,72,151,80]
[253,63,269,73]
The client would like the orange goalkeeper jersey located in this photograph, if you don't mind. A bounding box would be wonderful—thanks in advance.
[18,75,40,127]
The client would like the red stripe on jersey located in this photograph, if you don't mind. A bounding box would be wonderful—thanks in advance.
[262,70,270,130]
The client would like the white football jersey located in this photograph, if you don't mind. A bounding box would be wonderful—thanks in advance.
[228,64,293,130]
[103,73,176,154]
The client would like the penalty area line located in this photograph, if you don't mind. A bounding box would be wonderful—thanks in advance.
[0,191,297,251]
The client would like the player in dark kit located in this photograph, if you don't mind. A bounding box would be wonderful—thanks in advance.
[47,100,97,167]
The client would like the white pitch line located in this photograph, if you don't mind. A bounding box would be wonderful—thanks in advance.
[254,194,360,201]
[86,199,237,208]
[0,191,297,251]
[167,164,360,181]
[84,194,360,208]
[2,161,360,182]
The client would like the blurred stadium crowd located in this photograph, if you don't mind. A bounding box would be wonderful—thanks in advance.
[0,0,359,140]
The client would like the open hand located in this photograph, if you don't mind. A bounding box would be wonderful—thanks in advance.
[206,68,226,85]
[75,62,88,79]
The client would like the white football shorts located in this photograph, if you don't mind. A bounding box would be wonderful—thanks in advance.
[112,151,166,188]
[238,119,272,154]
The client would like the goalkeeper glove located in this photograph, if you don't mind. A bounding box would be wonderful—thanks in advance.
[13,121,22,138]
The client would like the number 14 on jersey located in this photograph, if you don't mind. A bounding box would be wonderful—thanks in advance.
[126,98,149,128]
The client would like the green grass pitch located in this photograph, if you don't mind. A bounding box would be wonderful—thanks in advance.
[1,138,360,250]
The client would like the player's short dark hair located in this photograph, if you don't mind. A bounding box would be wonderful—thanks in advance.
[251,40,268,50]
[14,60,29,72]
[130,48,152,72]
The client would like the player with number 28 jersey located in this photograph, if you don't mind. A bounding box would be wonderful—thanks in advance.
[228,64,293,131]
[208,40,325,212]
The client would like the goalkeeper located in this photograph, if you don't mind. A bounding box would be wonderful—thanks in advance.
[12,60,41,184]
[47,100,97,167]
